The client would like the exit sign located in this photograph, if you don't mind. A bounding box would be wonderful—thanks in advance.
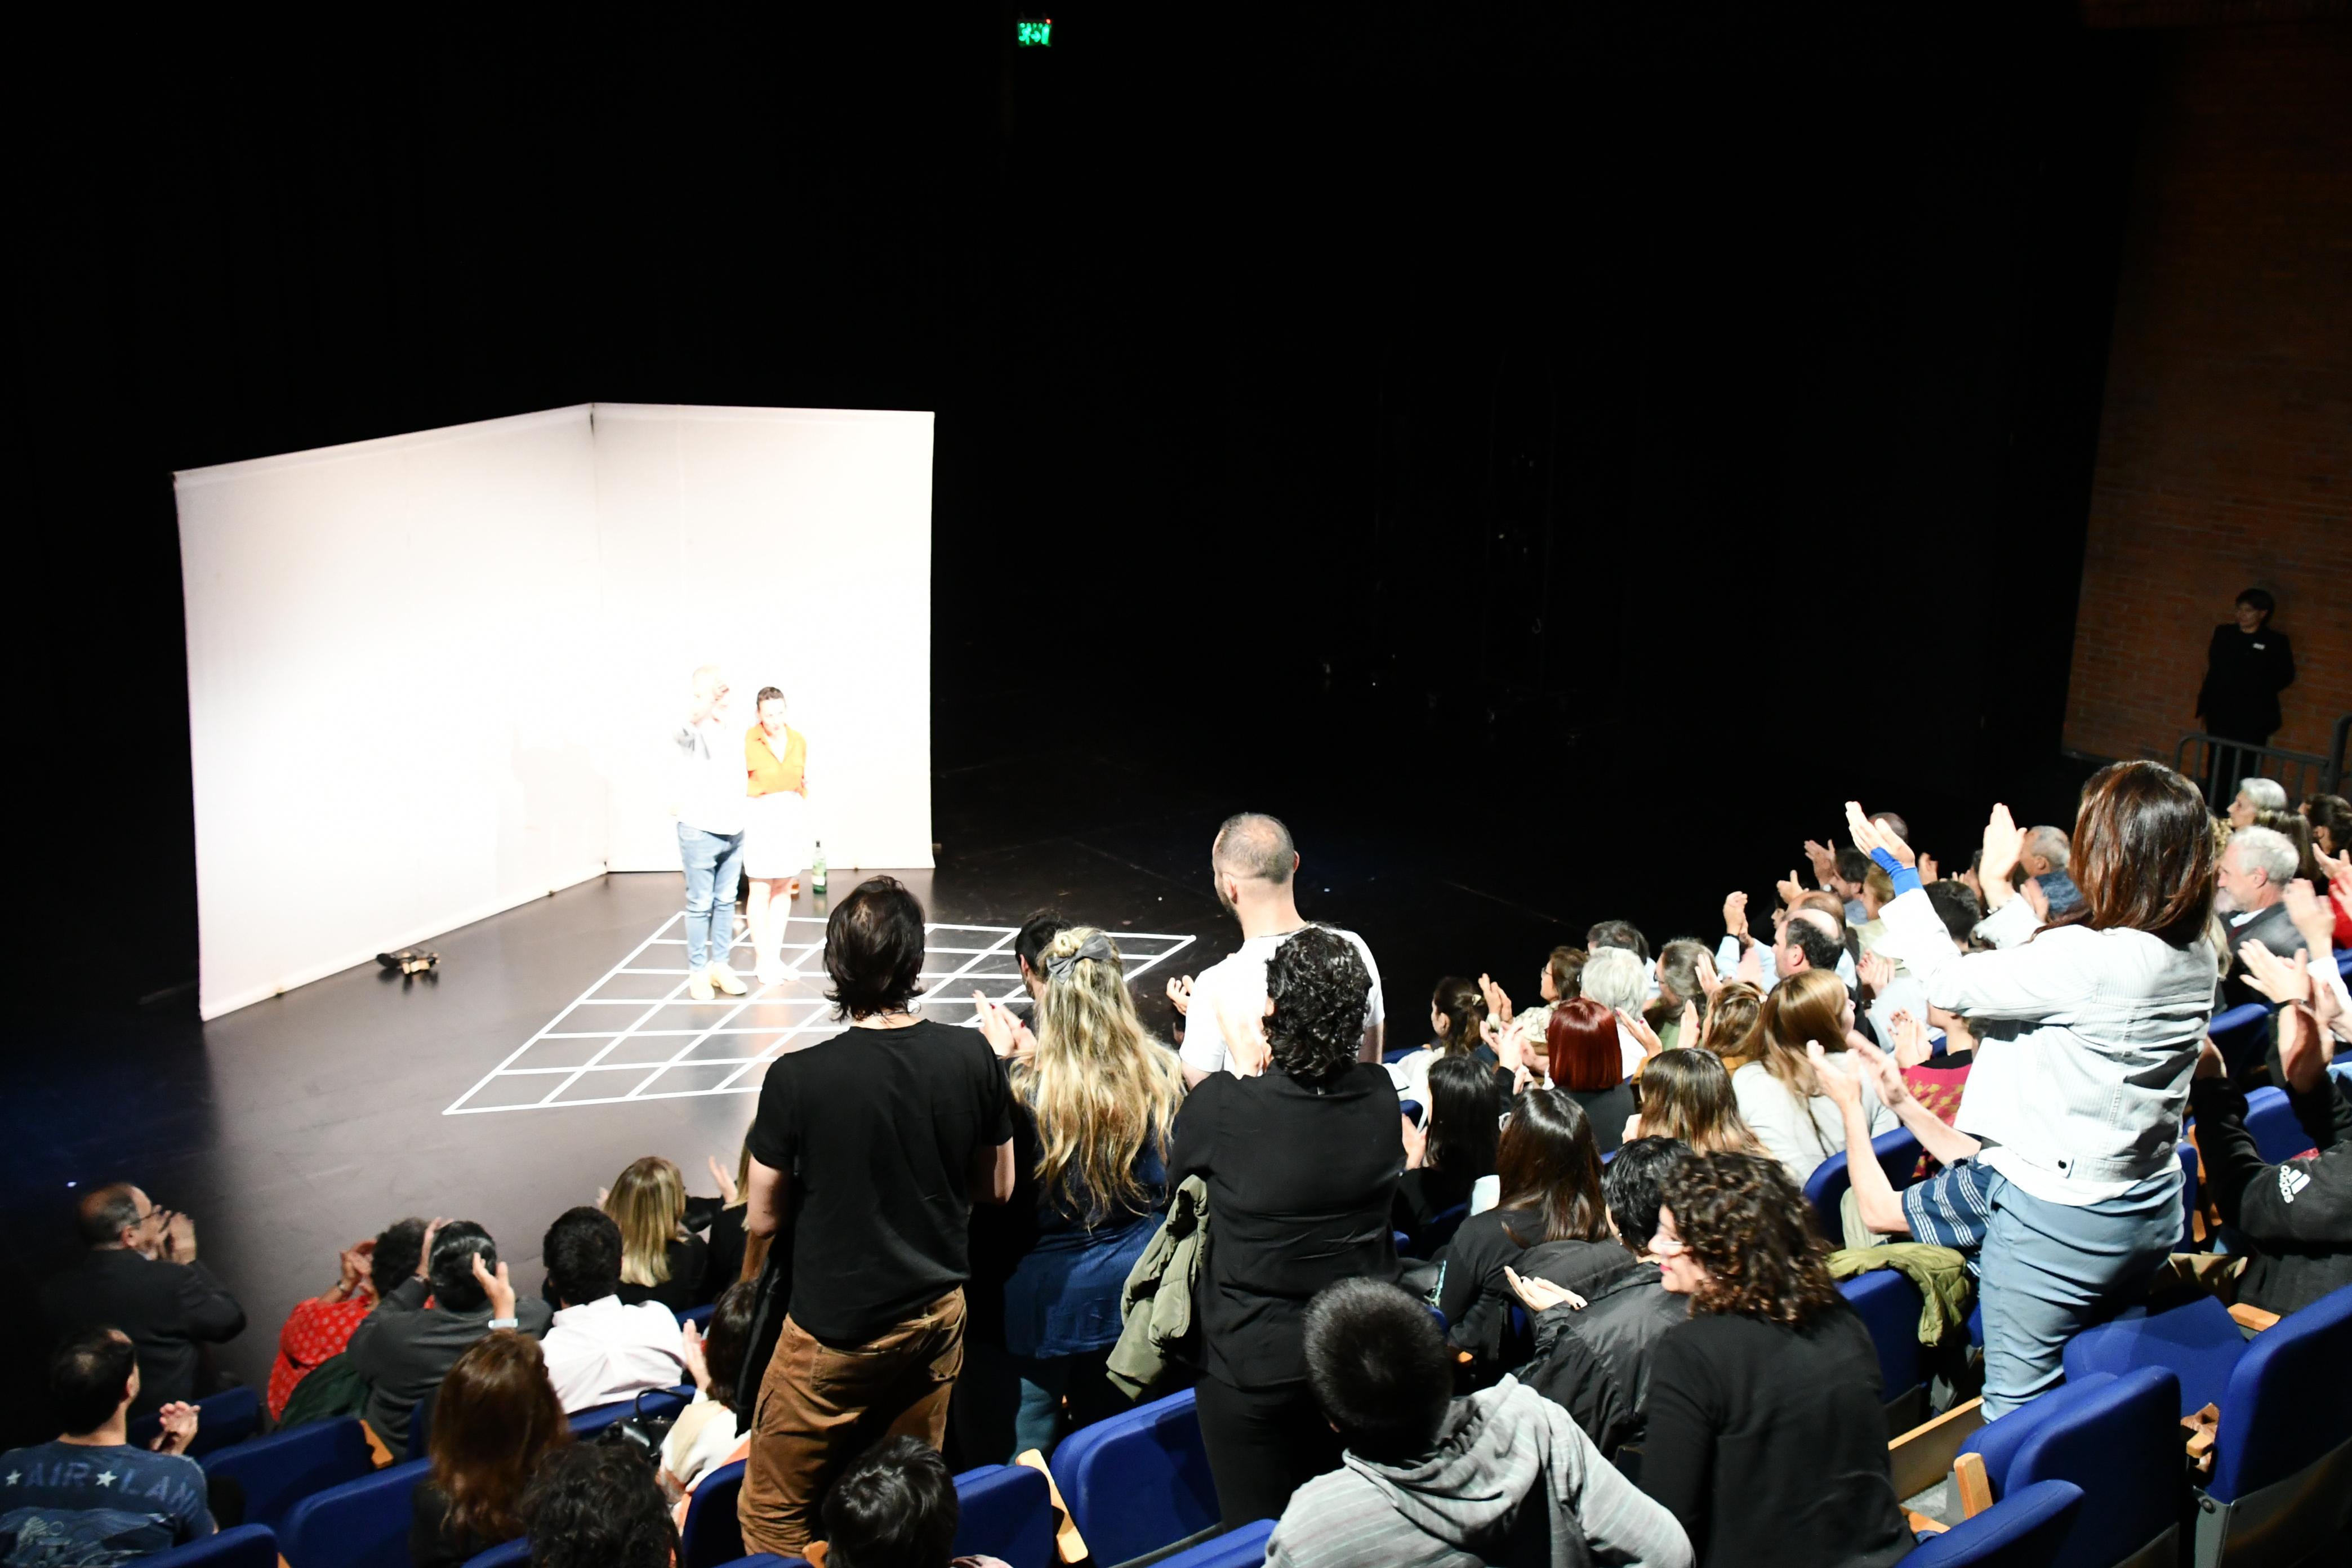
[1016,19,1052,47]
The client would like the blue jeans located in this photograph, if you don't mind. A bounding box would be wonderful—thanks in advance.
[1977,1166,2182,1418]
[678,824,746,972]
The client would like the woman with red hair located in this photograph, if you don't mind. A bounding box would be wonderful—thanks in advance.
[1546,998,1635,1157]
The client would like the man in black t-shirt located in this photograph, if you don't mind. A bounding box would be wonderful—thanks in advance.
[2197,587,2296,799]
[736,877,1015,1559]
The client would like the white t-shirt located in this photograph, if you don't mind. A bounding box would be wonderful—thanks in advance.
[660,1392,742,1490]
[1179,924,1386,1077]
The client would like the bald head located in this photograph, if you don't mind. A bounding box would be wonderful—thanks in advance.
[78,1183,148,1249]
[1779,907,1844,974]
[1213,813,1296,886]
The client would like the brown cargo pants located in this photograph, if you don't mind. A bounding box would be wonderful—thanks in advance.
[736,1286,966,1556]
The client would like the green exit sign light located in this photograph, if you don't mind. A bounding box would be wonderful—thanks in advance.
[1017,19,1052,47]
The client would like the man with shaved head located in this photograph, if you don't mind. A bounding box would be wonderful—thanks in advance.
[672,664,750,1003]
[39,1184,244,1416]
[1175,813,1386,1088]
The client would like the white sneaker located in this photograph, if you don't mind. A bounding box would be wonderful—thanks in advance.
[707,963,748,997]
[688,969,716,1003]
[755,959,789,987]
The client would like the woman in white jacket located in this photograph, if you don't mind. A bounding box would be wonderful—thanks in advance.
[1846,762,2219,1416]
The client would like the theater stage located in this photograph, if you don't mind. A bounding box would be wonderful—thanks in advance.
[0,749,1594,1423]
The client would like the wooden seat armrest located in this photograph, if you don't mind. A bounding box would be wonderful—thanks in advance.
[2226,1302,2279,1333]
[1015,1447,1091,1565]
[1953,1451,1993,1520]
[1888,1397,1985,1503]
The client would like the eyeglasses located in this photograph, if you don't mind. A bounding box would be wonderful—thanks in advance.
[1649,1228,1688,1257]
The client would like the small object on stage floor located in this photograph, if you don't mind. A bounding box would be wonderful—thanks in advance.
[377,947,439,976]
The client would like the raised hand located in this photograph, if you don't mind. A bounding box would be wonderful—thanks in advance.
[1694,947,1722,1000]
[1165,974,1193,1017]
[470,1253,519,1322]
[1723,890,1750,941]
[1478,973,1514,1026]
[1776,870,1808,910]
[2021,875,2050,924]
[1845,1032,1911,1108]
[150,1402,198,1455]
[1888,1009,1934,1070]
[1735,942,1765,986]
[707,1155,740,1207]
[1979,803,2025,888]
[1857,950,1895,999]
[2238,941,2313,1008]
[2278,1005,2328,1095]
[1678,997,1700,1049]
[2282,880,2335,963]
[1806,1041,1863,1111]
[1843,801,1916,868]
[1804,839,1839,885]
[1619,1008,1663,1061]
[162,1210,197,1263]
[680,1318,711,1389]
[971,994,1037,1061]
[416,1217,451,1277]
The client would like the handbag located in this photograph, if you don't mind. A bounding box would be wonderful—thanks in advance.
[595,1388,680,1463]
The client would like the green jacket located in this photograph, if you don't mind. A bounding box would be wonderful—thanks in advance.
[1106,1176,1210,1397]
[1827,1242,1974,1345]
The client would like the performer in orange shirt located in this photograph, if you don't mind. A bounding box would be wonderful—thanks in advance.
[743,687,811,986]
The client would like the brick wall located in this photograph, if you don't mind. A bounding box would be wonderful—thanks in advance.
[2063,20,2352,777]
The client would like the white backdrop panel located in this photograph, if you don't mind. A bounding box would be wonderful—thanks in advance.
[177,407,609,1018]
[590,404,934,874]
[177,402,934,1019]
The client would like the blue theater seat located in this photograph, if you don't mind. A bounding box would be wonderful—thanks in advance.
[146,1524,282,1568]
[680,1302,717,1331]
[129,1384,261,1458]
[1957,1366,2182,1568]
[952,1462,1055,1568]
[1159,1518,1277,1567]
[199,1415,376,1531]
[279,1456,430,1568]
[1804,1125,1923,1242]
[2238,1085,2314,1165]
[680,1458,747,1568]
[1050,1387,1222,1566]
[1898,1480,2083,1568]
[2207,1003,2274,1080]
[1838,1268,1927,1435]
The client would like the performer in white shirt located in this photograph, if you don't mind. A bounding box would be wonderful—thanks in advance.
[1176,812,1385,1087]
[671,666,749,1003]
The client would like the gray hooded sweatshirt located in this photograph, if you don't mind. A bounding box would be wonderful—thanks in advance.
[1264,1377,1692,1568]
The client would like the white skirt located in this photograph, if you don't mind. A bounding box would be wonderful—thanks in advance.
[743,789,812,880]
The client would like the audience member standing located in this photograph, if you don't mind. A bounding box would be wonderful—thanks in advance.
[742,685,811,985]
[2196,588,2295,796]
[672,664,750,1003]
[39,1184,244,1417]
[0,1329,214,1562]
[345,1219,553,1455]
[1637,1153,1909,1568]
[1173,926,1401,1530]
[1180,813,1385,1086]
[736,877,1015,1559]
[409,1332,571,1568]
[1854,764,2217,1417]
[968,927,1184,1461]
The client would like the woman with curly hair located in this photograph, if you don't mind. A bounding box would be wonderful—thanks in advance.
[523,1441,678,1568]
[1171,925,1402,1530]
[1637,1152,1908,1568]
[409,1332,570,1568]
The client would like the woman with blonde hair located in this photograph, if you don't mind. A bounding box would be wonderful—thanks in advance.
[1726,968,1895,1188]
[972,925,1186,1459]
[605,1156,708,1313]
[1628,1047,1767,1157]
[1695,981,1763,1062]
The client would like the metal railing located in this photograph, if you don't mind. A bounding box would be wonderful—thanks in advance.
[2177,716,2348,803]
